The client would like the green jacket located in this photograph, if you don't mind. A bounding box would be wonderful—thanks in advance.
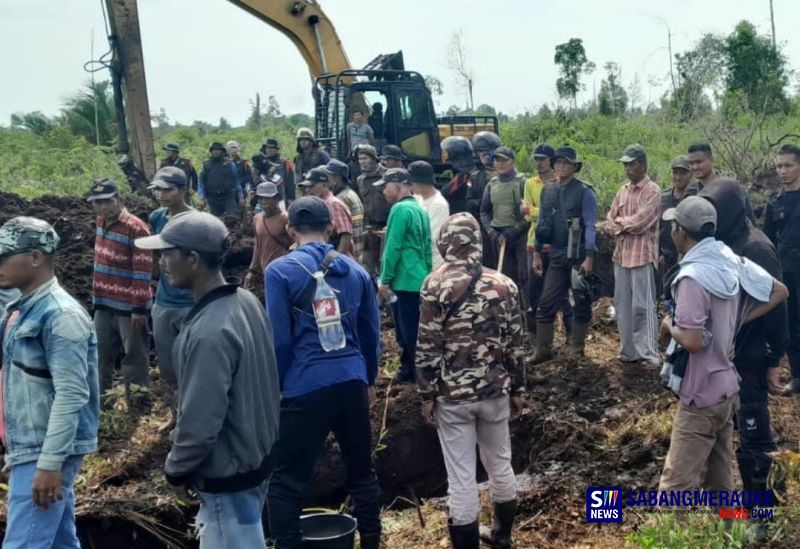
[381,196,432,292]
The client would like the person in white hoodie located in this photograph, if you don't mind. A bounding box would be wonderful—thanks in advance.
[410,160,449,270]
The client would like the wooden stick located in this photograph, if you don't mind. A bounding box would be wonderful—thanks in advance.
[497,240,507,273]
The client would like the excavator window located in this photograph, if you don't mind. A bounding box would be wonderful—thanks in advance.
[395,88,434,158]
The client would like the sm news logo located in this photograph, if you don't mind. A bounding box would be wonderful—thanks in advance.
[586,487,623,523]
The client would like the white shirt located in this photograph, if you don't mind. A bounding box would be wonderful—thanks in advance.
[415,190,450,270]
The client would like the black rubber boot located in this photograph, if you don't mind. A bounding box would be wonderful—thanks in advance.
[448,519,480,549]
[569,321,590,358]
[359,531,381,549]
[490,500,516,548]
[532,321,554,364]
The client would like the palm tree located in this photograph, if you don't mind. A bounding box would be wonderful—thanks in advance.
[60,80,116,146]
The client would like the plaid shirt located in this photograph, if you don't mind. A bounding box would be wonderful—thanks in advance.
[323,192,353,254]
[606,176,661,268]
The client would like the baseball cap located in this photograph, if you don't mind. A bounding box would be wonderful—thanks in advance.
[532,144,555,159]
[408,161,435,185]
[264,138,280,149]
[0,217,60,258]
[662,195,717,232]
[670,155,691,171]
[148,167,188,190]
[288,196,331,227]
[297,167,331,187]
[255,181,280,198]
[373,168,411,187]
[323,159,350,181]
[209,141,225,152]
[380,145,404,161]
[163,143,180,153]
[226,140,240,150]
[619,144,647,163]
[86,179,119,201]
[492,146,516,160]
[134,211,230,254]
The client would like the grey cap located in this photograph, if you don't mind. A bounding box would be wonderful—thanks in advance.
[148,166,188,189]
[662,195,717,232]
[373,168,411,187]
[255,181,280,198]
[619,144,647,163]
[0,217,60,258]
[670,155,691,171]
[134,211,229,254]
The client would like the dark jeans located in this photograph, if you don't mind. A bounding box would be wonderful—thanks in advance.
[785,271,800,379]
[267,381,381,548]
[536,259,592,324]
[735,356,778,495]
[392,291,421,380]
[208,194,240,217]
[529,252,572,331]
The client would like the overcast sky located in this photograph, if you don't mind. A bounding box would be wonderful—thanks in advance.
[1,0,798,127]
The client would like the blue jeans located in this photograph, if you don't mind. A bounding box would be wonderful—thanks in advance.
[3,455,83,549]
[195,482,268,549]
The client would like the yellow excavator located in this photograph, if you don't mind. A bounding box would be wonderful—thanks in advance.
[105,0,497,188]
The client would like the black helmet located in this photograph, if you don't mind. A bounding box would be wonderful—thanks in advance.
[571,268,603,303]
[441,136,475,174]
[472,131,501,153]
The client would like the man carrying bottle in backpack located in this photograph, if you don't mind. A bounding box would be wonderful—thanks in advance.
[265,196,382,549]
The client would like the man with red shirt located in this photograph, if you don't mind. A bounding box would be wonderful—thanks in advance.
[87,179,153,401]
[244,181,293,290]
[606,145,661,364]
[299,167,354,256]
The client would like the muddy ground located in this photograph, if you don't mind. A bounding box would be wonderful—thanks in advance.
[1,193,799,548]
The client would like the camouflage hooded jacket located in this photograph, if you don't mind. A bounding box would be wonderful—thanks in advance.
[415,213,526,403]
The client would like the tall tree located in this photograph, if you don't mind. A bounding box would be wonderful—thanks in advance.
[667,34,725,121]
[10,111,55,135]
[554,38,595,110]
[446,29,474,112]
[723,20,789,114]
[597,62,628,116]
[60,80,115,146]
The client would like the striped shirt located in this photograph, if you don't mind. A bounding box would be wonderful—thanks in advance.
[93,209,154,314]
[606,176,661,268]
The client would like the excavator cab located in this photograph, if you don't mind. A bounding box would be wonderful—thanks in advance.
[313,68,440,165]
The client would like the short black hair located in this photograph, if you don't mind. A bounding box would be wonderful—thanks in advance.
[291,222,330,235]
[679,222,716,242]
[179,246,228,270]
[688,143,713,158]
[778,144,800,163]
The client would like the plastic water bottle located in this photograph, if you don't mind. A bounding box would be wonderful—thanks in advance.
[312,271,346,351]
[375,276,398,305]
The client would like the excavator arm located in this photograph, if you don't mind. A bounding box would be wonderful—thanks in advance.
[227,0,351,77]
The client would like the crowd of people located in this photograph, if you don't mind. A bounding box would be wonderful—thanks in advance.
[1,126,800,547]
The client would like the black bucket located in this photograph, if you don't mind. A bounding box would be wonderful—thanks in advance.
[301,513,357,549]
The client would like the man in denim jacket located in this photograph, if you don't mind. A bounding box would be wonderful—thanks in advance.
[0,217,99,548]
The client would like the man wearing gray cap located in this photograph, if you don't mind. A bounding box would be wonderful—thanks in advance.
[606,144,662,365]
[0,217,99,548]
[659,155,696,276]
[135,212,280,548]
[147,167,194,432]
[160,143,198,195]
[244,181,292,290]
[658,197,787,496]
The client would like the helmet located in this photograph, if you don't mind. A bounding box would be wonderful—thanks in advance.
[354,143,379,161]
[472,131,501,153]
[296,127,315,141]
[441,136,475,174]
[571,267,603,303]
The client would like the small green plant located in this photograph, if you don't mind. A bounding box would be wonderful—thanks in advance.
[628,512,752,548]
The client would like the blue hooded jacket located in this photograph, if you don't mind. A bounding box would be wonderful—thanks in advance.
[265,242,380,398]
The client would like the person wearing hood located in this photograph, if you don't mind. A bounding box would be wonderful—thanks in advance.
[265,197,382,549]
[416,213,525,549]
[198,142,244,217]
[606,145,662,365]
[658,197,788,501]
[479,147,530,294]
[700,179,787,541]
[293,128,330,194]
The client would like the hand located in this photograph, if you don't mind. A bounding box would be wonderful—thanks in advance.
[660,315,673,339]
[533,254,543,277]
[498,234,507,247]
[199,199,207,210]
[378,284,390,301]
[238,198,246,208]
[130,313,147,330]
[520,203,531,216]
[244,272,255,290]
[541,244,552,254]
[169,482,192,502]
[768,368,783,396]
[579,256,593,276]
[510,396,524,420]
[421,401,437,428]
[32,469,62,509]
